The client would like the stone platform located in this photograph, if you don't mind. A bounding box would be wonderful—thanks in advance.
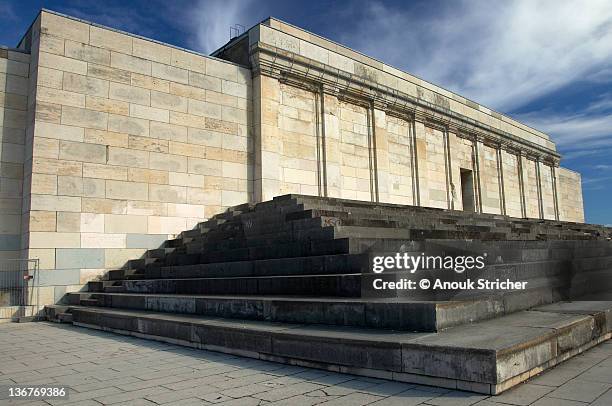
[45,195,612,394]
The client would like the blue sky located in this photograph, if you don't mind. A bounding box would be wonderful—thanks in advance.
[1,0,611,224]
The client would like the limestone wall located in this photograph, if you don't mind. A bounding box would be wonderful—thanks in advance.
[20,11,252,300]
[253,18,557,153]
[501,151,523,218]
[479,144,502,215]
[558,168,584,223]
[381,114,414,205]
[0,48,29,260]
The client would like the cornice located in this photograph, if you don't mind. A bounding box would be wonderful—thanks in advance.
[250,42,561,162]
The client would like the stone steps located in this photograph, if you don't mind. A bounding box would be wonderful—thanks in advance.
[64,289,585,332]
[45,300,612,395]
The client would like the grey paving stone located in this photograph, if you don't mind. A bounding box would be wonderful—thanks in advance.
[270,393,336,405]
[531,397,587,406]
[316,392,385,405]
[591,388,612,406]
[488,383,553,405]
[253,382,324,402]
[424,390,487,405]
[547,379,612,403]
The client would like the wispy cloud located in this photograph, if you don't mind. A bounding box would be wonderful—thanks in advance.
[186,0,264,54]
[340,0,612,113]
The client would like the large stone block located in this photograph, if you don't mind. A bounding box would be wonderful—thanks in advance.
[147,216,187,234]
[151,91,187,113]
[169,172,204,188]
[80,212,104,233]
[189,71,222,92]
[30,194,81,212]
[59,140,107,163]
[84,128,129,147]
[39,52,87,75]
[108,147,149,168]
[150,121,187,142]
[188,99,222,119]
[128,167,169,184]
[127,201,166,216]
[29,211,57,232]
[206,58,238,82]
[30,173,58,195]
[105,214,148,233]
[37,67,64,89]
[131,73,169,92]
[126,233,168,248]
[132,37,172,64]
[152,62,189,84]
[32,157,83,176]
[129,104,169,123]
[108,114,149,136]
[83,163,128,181]
[41,11,90,43]
[56,248,105,269]
[149,184,187,203]
[81,233,126,248]
[86,96,129,116]
[90,26,132,54]
[105,180,148,200]
[148,152,186,173]
[37,87,86,109]
[64,40,111,65]
[29,232,80,249]
[61,106,108,130]
[104,248,146,267]
[111,52,151,75]
[109,82,150,105]
[56,211,81,232]
[82,198,127,214]
[171,48,206,73]
[188,157,222,176]
[88,63,131,84]
[167,203,205,218]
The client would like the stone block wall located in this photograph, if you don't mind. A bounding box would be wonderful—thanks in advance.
[15,11,252,301]
[382,114,414,205]
[0,48,29,261]
[558,168,584,223]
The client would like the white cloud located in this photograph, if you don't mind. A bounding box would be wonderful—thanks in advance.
[341,0,612,113]
[187,0,260,54]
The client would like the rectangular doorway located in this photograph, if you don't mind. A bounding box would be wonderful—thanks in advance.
[460,168,475,212]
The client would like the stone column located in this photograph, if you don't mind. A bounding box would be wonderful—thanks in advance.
[253,74,282,202]
[551,164,560,221]
[535,157,544,219]
[314,87,327,197]
[321,86,342,198]
[414,120,428,206]
[372,103,389,203]
[496,145,506,215]
[517,151,527,218]
[473,137,484,213]
[410,118,420,206]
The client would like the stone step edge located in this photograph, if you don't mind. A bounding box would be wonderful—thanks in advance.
[47,304,611,395]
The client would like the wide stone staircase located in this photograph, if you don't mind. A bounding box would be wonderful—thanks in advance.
[46,194,612,394]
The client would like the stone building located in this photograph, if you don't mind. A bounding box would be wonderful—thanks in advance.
[0,10,584,311]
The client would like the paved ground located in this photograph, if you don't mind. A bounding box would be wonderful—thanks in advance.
[0,322,611,405]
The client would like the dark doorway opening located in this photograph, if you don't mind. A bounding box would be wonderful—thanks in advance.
[460,168,475,212]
